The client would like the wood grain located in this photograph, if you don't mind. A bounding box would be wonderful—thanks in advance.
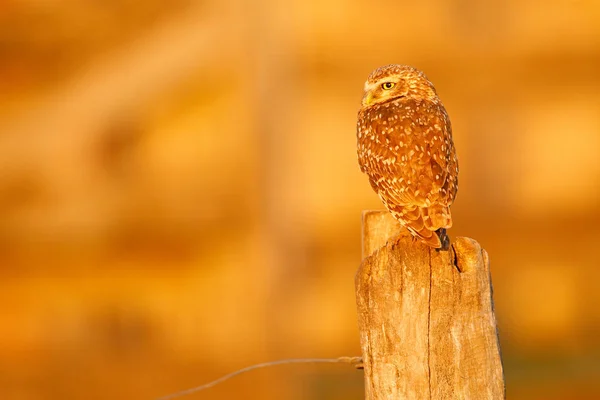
[356,210,505,399]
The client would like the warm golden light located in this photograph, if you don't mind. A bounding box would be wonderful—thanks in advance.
[0,1,598,399]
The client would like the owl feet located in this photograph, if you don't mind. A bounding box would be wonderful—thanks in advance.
[436,228,450,252]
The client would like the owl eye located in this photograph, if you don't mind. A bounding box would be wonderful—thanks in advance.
[381,82,395,90]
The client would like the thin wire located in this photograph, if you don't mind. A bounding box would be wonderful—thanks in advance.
[155,356,362,400]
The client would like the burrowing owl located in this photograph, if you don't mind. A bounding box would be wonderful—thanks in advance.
[357,65,458,249]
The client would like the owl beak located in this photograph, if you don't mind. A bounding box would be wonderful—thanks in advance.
[362,92,374,106]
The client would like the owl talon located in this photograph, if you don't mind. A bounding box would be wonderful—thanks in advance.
[436,228,450,251]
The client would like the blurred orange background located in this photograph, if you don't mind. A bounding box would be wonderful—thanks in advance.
[0,1,599,399]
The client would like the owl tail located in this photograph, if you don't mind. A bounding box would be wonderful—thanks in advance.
[408,224,450,250]
[413,226,443,249]
[393,206,442,249]
[392,205,452,249]
[421,205,453,250]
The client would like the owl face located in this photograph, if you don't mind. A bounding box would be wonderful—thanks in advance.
[361,64,437,107]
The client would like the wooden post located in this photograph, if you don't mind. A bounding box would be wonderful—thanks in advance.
[356,211,505,399]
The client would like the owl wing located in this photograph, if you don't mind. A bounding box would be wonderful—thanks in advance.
[358,99,458,247]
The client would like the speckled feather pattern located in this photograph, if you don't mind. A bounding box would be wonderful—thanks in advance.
[357,65,458,248]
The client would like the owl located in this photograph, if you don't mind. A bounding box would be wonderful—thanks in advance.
[357,65,458,250]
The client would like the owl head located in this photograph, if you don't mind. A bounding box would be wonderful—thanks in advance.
[361,64,438,107]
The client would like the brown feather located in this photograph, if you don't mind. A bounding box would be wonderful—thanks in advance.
[357,65,459,249]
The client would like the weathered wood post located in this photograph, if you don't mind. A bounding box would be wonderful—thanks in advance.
[356,211,505,399]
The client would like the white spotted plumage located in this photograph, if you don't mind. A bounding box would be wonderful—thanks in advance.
[357,65,459,249]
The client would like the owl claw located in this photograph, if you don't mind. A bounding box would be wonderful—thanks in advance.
[435,228,450,252]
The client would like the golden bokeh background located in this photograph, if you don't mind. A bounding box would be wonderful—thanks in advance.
[0,1,599,399]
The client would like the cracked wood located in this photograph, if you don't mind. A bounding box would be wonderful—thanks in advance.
[356,210,505,399]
